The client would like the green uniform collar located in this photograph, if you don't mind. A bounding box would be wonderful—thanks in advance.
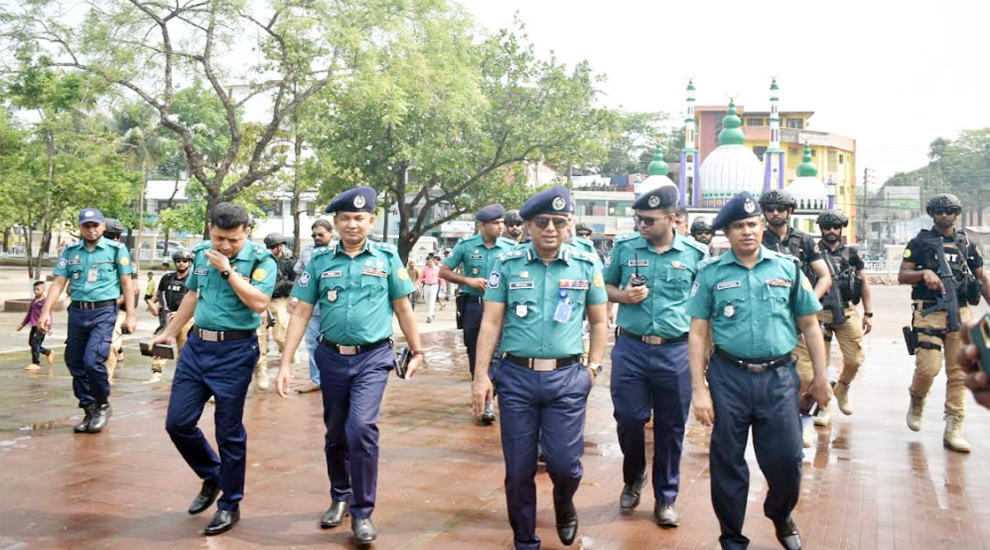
[628,232,687,254]
[718,245,769,268]
[329,238,376,257]
[521,242,573,265]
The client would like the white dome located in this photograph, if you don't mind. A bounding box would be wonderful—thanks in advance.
[788,176,829,210]
[699,144,764,207]
[636,174,677,196]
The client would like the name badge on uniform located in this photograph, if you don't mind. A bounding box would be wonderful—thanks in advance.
[321,270,342,278]
[515,304,528,318]
[469,254,484,260]
[559,279,590,290]
[717,281,741,291]
[627,259,649,267]
[724,304,736,318]
[327,289,338,302]
[87,267,99,283]
[509,281,535,290]
[194,269,207,276]
[67,258,82,265]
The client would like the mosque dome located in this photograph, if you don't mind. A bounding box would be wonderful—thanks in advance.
[635,142,677,195]
[699,101,764,207]
[787,143,829,210]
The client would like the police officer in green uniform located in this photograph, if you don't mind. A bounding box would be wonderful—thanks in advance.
[604,186,707,527]
[440,204,516,423]
[275,186,424,546]
[688,191,831,550]
[151,203,277,536]
[472,185,609,550]
[39,208,136,434]
[570,221,599,257]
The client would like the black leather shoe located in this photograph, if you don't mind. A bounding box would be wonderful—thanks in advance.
[73,405,96,433]
[188,479,221,515]
[352,517,377,545]
[204,509,239,536]
[619,470,647,512]
[320,501,349,528]
[555,501,578,546]
[654,502,680,528]
[774,516,803,550]
[87,403,112,433]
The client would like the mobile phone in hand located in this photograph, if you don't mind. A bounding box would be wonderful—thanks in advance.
[140,341,175,360]
[394,347,411,379]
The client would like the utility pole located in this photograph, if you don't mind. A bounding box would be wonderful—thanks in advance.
[862,167,869,253]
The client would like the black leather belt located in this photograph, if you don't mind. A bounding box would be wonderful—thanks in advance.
[618,328,688,346]
[319,337,390,356]
[503,353,582,371]
[193,327,255,342]
[459,295,483,304]
[70,300,116,310]
[714,347,790,374]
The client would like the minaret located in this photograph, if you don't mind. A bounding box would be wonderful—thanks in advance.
[679,79,699,206]
[639,142,676,194]
[764,78,785,193]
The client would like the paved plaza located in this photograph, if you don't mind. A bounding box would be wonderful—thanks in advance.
[0,273,988,549]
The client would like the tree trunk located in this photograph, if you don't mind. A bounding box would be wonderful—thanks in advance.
[204,193,219,238]
[25,224,35,279]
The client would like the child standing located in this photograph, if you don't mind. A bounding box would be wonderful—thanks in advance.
[18,281,54,370]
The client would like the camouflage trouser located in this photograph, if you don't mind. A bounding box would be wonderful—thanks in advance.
[794,306,865,391]
[909,302,972,419]
[106,310,126,382]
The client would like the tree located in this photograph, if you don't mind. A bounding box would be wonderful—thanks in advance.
[309,17,617,261]
[599,112,672,176]
[1,67,138,277]
[5,0,452,227]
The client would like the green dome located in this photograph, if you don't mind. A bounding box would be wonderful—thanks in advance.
[647,142,669,176]
[796,143,817,177]
[717,101,746,146]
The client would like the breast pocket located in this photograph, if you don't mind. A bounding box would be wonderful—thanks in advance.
[761,284,791,318]
[508,285,538,319]
[663,266,693,297]
[360,273,387,298]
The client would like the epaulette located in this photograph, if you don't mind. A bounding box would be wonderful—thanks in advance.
[496,236,517,248]
[614,232,640,243]
[252,243,275,259]
[498,249,526,262]
[106,239,124,248]
[457,234,479,246]
[570,250,596,263]
[192,241,212,253]
[696,256,719,273]
[683,237,709,256]
[312,246,332,257]
[371,241,398,255]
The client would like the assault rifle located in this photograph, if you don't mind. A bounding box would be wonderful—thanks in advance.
[921,235,962,332]
[819,244,847,328]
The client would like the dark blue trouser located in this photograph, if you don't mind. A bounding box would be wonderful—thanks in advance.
[707,354,802,550]
[165,333,259,511]
[462,301,484,378]
[317,343,392,520]
[610,335,691,505]
[64,305,117,408]
[495,359,593,550]
[29,326,51,364]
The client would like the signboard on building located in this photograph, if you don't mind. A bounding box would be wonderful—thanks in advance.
[439,220,476,238]
[884,186,921,211]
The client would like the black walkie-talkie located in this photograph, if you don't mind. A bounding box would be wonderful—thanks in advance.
[630,254,646,287]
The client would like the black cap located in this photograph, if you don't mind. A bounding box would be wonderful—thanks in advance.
[476,204,505,222]
[326,186,376,214]
[519,185,573,221]
[632,185,678,211]
[713,191,761,231]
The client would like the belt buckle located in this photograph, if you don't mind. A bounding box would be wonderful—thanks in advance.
[643,335,665,345]
[746,362,767,374]
[531,358,556,371]
[339,345,359,355]
[200,329,220,342]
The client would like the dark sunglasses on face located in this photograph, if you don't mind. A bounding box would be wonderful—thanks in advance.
[693,230,713,236]
[175,259,192,263]
[533,217,568,229]
[764,205,790,213]
[932,207,960,216]
[635,215,659,226]
[820,224,842,231]
[507,222,522,228]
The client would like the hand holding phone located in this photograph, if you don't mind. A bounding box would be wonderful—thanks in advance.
[140,341,175,360]
[394,347,411,379]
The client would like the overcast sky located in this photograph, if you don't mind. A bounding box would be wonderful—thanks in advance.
[457,0,990,184]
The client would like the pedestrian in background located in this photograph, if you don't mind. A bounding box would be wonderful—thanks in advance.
[406,260,420,309]
[417,256,443,322]
[18,280,55,370]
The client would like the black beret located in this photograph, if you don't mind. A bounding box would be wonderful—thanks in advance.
[713,191,761,231]
[476,204,505,222]
[326,186,376,214]
[519,185,573,221]
[632,185,678,211]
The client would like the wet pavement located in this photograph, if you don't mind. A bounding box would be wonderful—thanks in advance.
[1,286,989,549]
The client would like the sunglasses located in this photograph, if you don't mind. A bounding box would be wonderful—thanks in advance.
[820,224,842,231]
[931,207,960,216]
[175,259,192,264]
[506,222,523,228]
[764,205,791,213]
[533,216,569,229]
[635,215,660,226]
[693,230,713,236]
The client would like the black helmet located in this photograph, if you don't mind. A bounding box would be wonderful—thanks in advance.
[504,209,523,225]
[172,248,194,262]
[759,189,796,209]
[690,217,713,234]
[926,193,962,215]
[103,218,126,238]
[575,222,593,234]
[816,209,849,228]
[263,233,288,249]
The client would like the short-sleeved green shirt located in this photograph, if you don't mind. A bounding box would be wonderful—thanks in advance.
[292,239,414,345]
[604,233,708,338]
[688,245,822,359]
[571,236,598,257]
[53,237,134,302]
[444,234,517,297]
[184,240,277,331]
[484,242,607,358]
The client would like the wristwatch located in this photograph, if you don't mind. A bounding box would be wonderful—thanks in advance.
[864,312,874,318]
[220,269,231,280]
[587,362,603,378]
[412,350,426,356]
